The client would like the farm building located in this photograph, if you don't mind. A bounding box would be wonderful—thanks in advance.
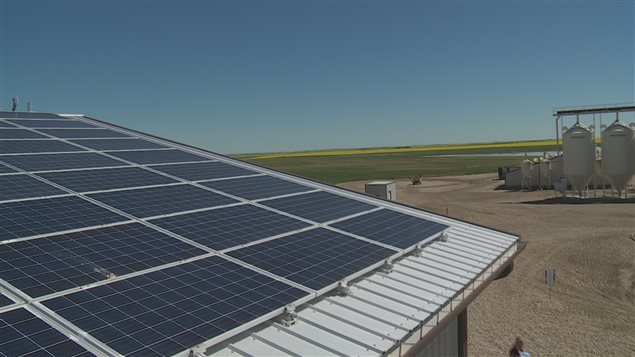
[0,111,523,357]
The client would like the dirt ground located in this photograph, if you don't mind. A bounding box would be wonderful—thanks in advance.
[339,174,635,357]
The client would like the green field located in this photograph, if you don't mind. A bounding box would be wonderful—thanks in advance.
[241,140,557,184]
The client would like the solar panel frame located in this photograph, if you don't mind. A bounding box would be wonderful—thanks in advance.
[329,209,449,249]
[39,167,177,193]
[0,223,206,298]
[0,152,126,172]
[0,121,16,128]
[200,175,314,200]
[89,184,238,218]
[259,191,377,223]
[1,139,87,154]
[0,174,67,202]
[0,163,18,174]
[0,196,128,241]
[41,256,308,357]
[106,149,211,165]
[149,204,311,251]
[1,129,47,139]
[7,119,98,128]
[0,307,95,357]
[149,161,257,181]
[227,228,397,290]
[38,128,132,139]
[0,112,66,119]
[0,292,15,308]
[71,138,168,151]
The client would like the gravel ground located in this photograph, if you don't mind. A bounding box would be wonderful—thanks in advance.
[339,174,635,357]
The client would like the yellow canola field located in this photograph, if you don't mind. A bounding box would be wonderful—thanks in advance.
[246,140,560,160]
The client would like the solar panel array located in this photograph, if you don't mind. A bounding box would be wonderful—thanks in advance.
[1,111,449,356]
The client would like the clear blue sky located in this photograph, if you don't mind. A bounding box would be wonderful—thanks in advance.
[1,1,633,154]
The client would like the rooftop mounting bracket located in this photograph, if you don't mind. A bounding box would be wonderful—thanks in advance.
[336,281,351,296]
[280,304,298,327]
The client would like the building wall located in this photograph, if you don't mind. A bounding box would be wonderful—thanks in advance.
[417,316,459,357]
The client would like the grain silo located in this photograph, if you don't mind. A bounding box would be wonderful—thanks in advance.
[601,120,634,196]
[563,122,595,196]
[538,158,551,189]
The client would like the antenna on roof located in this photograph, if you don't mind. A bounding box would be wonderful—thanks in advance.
[12,96,18,112]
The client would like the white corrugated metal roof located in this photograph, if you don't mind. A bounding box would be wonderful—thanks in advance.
[209,227,519,357]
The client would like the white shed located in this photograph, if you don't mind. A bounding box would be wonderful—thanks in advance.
[365,180,397,201]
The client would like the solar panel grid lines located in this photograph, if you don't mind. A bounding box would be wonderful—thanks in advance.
[38,166,178,193]
[0,196,129,242]
[88,184,239,219]
[40,256,309,357]
[0,128,48,139]
[0,121,16,128]
[105,149,211,165]
[329,209,449,250]
[0,223,207,299]
[148,161,256,181]
[0,174,67,202]
[38,128,133,139]
[0,163,18,174]
[0,291,15,308]
[6,119,98,128]
[0,139,88,154]
[149,204,312,252]
[0,307,96,357]
[70,138,168,151]
[199,175,316,201]
[0,152,129,172]
[227,228,398,291]
[0,112,66,120]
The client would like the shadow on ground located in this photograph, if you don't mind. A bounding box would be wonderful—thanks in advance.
[519,197,635,205]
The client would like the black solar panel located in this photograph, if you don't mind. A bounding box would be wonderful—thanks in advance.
[0,292,14,308]
[0,129,47,139]
[330,209,449,249]
[0,308,94,357]
[0,174,66,201]
[39,128,131,139]
[107,149,209,165]
[0,152,125,172]
[0,111,65,119]
[260,191,376,223]
[200,175,312,200]
[90,184,237,218]
[150,161,256,181]
[150,204,310,251]
[0,121,16,128]
[7,119,97,128]
[0,163,18,174]
[228,228,396,290]
[42,256,307,357]
[71,138,167,150]
[0,139,86,154]
[0,196,127,241]
[40,167,176,193]
[0,223,206,298]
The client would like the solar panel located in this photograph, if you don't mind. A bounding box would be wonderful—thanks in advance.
[0,292,15,308]
[7,119,97,128]
[149,204,310,251]
[38,128,131,139]
[149,161,256,181]
[42,256,308,357]
[89,184,238,218]
[0,174,66,201]
[0,139,86,154]
[0,308,95,357]
[330,209,449,249]
[228,228,396,290]
[200,175,313,200]
[0,121,16,128]
[0,196,127,241]
[0,129,47,139]
[0,152,125,172]
[106,149,210,165]
[71,138,167,151]
[0,163,18,174]
[260,191,376,223]
[0,111,65,119]
[40,167,176,193]
[0,223,206,298]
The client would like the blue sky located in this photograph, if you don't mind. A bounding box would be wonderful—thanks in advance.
[1,1,633,154]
